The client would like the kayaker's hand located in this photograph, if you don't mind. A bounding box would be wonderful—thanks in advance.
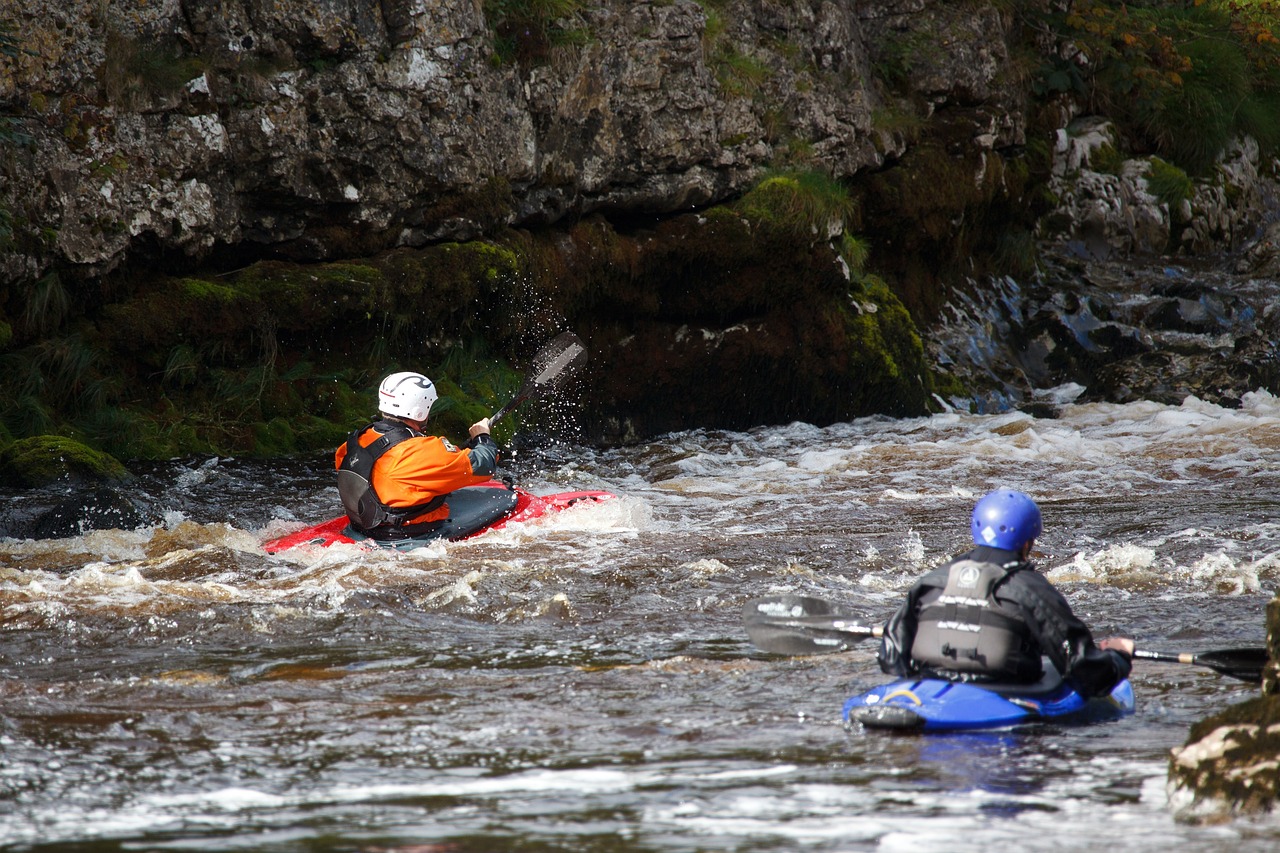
[1098,637,1135,658]
[469,418,492,439]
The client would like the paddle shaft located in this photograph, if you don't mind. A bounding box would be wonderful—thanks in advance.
[1133,647,1267,682]
[1134,649,1197,666]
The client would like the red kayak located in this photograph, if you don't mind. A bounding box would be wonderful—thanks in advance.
[263,481,615,553]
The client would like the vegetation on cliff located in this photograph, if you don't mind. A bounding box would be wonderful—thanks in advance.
[1036,0,1280,174]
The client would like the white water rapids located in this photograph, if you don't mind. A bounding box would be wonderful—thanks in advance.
[2,387,1278,851]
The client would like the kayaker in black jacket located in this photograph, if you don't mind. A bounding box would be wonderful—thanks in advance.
[876,489,1134,697]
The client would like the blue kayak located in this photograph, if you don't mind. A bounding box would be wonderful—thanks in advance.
[844,665,1135,732]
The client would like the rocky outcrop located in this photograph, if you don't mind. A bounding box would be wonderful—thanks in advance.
[1042,116,1279,260]
[1,0,1045,450]
[926,247,1280,415]
[2,0,1278,449]
[0,0,918,281]
[1167,593,1280,822]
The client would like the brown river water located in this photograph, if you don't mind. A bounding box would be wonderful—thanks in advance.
[4,252,1280,851]
[3,389,1279,852]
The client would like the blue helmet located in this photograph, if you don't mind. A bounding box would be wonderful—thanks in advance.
[971,490,1042,550]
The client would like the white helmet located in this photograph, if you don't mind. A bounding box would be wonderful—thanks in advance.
[378,372,438,422]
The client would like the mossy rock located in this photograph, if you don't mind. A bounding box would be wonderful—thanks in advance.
[0,435,132,488]
[1170,694,1280,820]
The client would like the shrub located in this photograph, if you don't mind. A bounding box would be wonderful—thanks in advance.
[1036,1,1280,174]
[1146,157,1194,208]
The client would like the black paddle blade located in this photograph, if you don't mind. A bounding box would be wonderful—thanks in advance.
[1133,647,1269,683]
[1195,648,1269,683]
[742,595,880,656]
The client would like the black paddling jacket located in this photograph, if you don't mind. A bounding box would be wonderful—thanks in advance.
[876,545,1132,697]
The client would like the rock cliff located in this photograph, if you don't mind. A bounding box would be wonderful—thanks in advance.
[1,0,1046,446]
[1,0,1277,443]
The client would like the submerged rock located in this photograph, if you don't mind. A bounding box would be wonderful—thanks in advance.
[0,484,155,540]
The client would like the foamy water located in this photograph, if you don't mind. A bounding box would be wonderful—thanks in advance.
[1,391,1278,851]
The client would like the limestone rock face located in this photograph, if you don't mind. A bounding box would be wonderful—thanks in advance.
[1043,118,1276,260]
[1,0,948,281]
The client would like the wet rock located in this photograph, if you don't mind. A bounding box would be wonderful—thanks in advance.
[0,485,155,540]
[0,436,156,539]
[929,252,1280,411]
[1169,696,1280,821]
[1236,220,1280,278]
[0,436,132,488]
[1165,593,1280,821]
[1,0,910,280]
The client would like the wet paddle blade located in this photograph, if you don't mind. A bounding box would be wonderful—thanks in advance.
[742,596,881,656]
[1133,647,1268,683]
[491,332,589,424]
[528,331,587,388]
[1194,648,1269,683]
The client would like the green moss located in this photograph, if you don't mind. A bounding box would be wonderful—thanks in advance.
[428,377,494,444]
[0,435,131,488]
[251,417,298,456]
[427,339,524,442]
[1146,158,1194,208]
[839,275,931,414]
[735,169,856,241]
[928,368,970,406]
[294,414,352,451]
[178,276,241,302]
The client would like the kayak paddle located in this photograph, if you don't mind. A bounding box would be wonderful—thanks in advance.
[1132,647,1268,683]
[742,595,883,655]
[491,331,588,425]
[743,594,1268,682]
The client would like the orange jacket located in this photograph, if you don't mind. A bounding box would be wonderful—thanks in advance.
[334,425,497,525]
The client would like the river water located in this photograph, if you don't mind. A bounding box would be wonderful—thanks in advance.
[4,258,1280,851]
[3,390,1279,851]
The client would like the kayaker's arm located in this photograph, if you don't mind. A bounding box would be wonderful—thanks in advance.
[1024,577,1134,697]
[877,568,947,677]
[465,419,500,478]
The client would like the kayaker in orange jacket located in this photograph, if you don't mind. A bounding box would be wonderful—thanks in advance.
[334,372,500,541]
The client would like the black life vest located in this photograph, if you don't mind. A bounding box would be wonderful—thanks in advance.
[910,558,1041,681]
[336,420,446,533]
